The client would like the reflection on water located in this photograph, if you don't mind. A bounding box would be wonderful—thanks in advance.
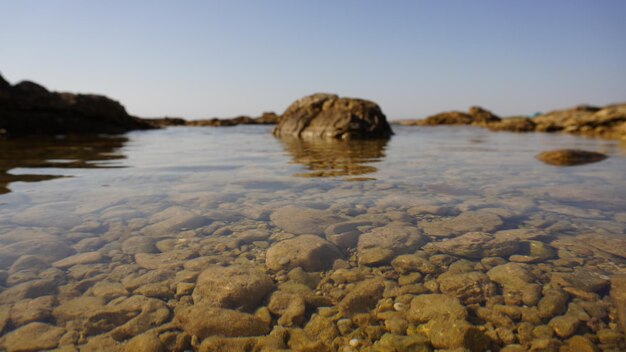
[0,135,127,194]
[278,137,387,179]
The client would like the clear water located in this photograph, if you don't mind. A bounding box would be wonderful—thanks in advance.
[0,125,625,350]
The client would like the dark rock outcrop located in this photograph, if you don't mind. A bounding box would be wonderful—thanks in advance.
[273,93,393,139]
[0,73,155,136]
[536,149,608,166]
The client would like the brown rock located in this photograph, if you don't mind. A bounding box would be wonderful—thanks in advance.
[122,332,165,352]
[269,205,345,235]
[408,294,467,322]
[536,149,607,166]
[424,318,490,352]
[192,265,273,310]
[419,211,503,237]
[266,235,342,272]
[0,322,65,352]
[273,93,393,139]
[9,296,56,327]
[338,277,385,316]
[52,251,104,269]
[357,225,428,266]
[433,232,519,259]
[437,271,496,304]
[174,304,269,339]
[610,274,626,335]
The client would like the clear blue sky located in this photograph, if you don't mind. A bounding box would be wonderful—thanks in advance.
[1,0,625,120]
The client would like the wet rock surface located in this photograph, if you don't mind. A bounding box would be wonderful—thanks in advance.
[537,149,608,166]
[273,93,393,139]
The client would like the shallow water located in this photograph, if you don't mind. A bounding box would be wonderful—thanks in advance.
[0,126,625,351]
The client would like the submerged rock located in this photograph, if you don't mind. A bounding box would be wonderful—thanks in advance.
[273,93,393,139]
[175,304,270,339]
[192,265,274,310]
[610,274,626,334]
[270,205,345,235]
[408,294,467,322]
[0,322,65,352]
[265,234,342,272]
[432,232,519,259]
[357,225,428,266]
[419,211,503,237]
[536,149,607,166]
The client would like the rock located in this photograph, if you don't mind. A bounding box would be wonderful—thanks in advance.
[437,271,496,304]
[509,240,556,263]
[273,93,393,139]
[357,225,428,266]
[548,314,580,338]
[270,205,344,235]
[487,263,541,306]
[53,296,105,324]
[423,318,490,352]
[198,334,287,352]
[610,274,626,335]
[432,232,519,259]
[174,304,269,339]
[268,291,306,327]
[0,322,65,352]
[0,279,57,305]
[303,314,338,348]
[89,281,129,301]
[192,265,273,310]
[0,239,75,268]
[10,205,83,228]
[9,295,56,327]
[141,207,210,236]
[419,211,503,237]
[373,333,432,352]
[232,229,270,244]
[538,288,569,319]
[487,117,536,132]
[52,251,104,269]
[324,220,375,249]
[122,332,165,352]
[391,254,438,275]
[135,249,196,270]
[0,74,155,136]
[536,149,607,166]
[338,278,385,316]
[121,237,159,254]
[266,235,342,272]
[565,336,598,352]
[83,295,170,340]
[551,269,610,293]
[407,294,467,322]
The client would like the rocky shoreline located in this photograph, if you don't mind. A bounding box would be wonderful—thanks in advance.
[397,104,626,140]
[2,73,625,142]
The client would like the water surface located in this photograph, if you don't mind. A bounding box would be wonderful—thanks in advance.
[0,126,624,351]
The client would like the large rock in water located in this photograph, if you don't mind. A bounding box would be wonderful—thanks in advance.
[0,73,154,136]
[273,93,393,139]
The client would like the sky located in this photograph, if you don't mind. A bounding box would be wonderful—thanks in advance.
[1,1,625,120]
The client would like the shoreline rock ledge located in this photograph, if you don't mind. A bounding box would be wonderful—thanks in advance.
[0,73,155,136]
[273,93,393,139]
